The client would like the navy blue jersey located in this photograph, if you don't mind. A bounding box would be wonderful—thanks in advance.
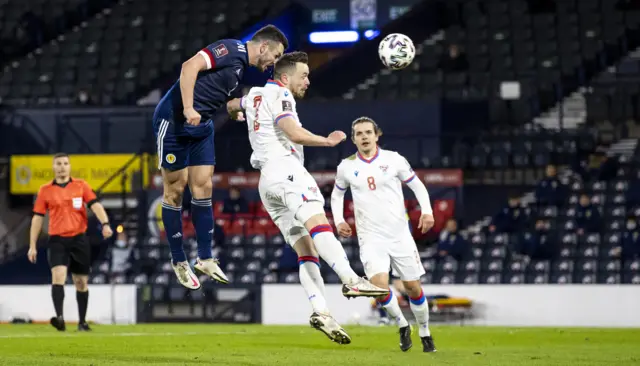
[155,39,249,127]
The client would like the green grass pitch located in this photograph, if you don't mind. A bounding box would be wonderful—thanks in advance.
[0,324,639,365]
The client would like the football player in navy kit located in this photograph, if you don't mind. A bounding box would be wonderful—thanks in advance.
[153,25,288,289]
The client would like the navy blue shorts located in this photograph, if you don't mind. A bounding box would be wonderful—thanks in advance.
[154,118,216,170]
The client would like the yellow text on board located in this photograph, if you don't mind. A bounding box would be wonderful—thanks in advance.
[10,154,149,194]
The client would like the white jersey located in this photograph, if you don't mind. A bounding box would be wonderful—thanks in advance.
[335,148,416,243]
[243,80,303,170]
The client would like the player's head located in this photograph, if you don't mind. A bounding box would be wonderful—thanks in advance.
[274,51,310,98]
[351,116,382,155]
[52,152,70,179]
[249,25,288,71]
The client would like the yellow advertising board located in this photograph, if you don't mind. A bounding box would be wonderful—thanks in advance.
[10,154,149,194]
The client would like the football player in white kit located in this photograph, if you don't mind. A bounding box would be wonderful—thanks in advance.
[231,52,389,345]
[331,117,437,353]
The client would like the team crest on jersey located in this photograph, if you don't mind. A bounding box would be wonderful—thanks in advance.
[354,171,359,177]
[282,100,292,111]
[308,186,318,194]
[379,165,389,173]
[214,44,228,58]
[165,154,176,164]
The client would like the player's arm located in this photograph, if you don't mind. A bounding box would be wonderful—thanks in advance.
[277,116,345,147]
[272,90,345,146]
[396,154,434,233]
[28,188,47,263]
[179,52,208,121]
[331,164,352,237]
[226,96,245,121]
[182,41,241,125]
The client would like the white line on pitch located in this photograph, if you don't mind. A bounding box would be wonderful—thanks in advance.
[0,331,257,339]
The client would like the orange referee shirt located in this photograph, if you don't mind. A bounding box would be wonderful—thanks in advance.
[33,178,98,237]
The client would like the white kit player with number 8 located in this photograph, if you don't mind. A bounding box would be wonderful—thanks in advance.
[226,52,389,345]
[331,117,437,353]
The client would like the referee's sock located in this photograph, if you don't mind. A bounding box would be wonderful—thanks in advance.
[51,284,64,318]
[76,290,88,324]
[162,202,187,264]
[191,198,214,260]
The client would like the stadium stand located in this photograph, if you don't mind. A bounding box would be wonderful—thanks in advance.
[0,0,117,67]
[1,0,640,289]
[342,0,640,128]
[0,0,290,105]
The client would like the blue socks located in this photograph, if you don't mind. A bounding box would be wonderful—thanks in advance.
[191,197,214,260]
[162,202,187,264]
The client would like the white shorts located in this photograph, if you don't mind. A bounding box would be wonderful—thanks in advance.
[258,157,325,246]
[359,235,425,281]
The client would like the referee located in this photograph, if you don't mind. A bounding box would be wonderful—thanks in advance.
[27,153,113,331]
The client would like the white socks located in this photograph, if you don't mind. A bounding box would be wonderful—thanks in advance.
[309,226,359,284]
[409,289,431,337]
[378,292,409,328]
[298,257,329,314]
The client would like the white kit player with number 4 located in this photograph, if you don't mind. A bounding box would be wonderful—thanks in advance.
[331,117,437,353]
[226,52,389,346]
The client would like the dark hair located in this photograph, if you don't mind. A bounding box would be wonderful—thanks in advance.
[351,116,383,137]
[251,25,289,50]
[53,152,69,160]
[273,51,308,78]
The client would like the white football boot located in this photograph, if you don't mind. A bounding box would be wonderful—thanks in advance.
[309,312,351,345]
[194,258,229,284]
[342,277,390,298]
[172,261,201,290]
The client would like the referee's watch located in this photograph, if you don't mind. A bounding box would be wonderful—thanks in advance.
[101,222,110,227]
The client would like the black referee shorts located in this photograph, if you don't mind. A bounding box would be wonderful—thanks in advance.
[47,234,91,275]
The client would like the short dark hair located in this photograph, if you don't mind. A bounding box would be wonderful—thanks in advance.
[251,25,289,50]
[273,51,308,79]
[351,116,383,137]
[53,152,69,160]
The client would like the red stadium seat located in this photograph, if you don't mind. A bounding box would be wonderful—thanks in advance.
[345,200,355,217]
[254,202,270,218]
[346,216,357,235]
[253,217,280,236]
[215,217,233,234]
[227,218,250,235]
[405,199,418,212]
[182,217,195,238]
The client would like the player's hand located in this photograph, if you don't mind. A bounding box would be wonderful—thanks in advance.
[326,131,347,147]
[337,222,353,237]
[232,111,245,121]
[417,213,435,234]
[27,248,37,264]
[184,107,201,126]
[102,224,114,239]
[226,99,245,121]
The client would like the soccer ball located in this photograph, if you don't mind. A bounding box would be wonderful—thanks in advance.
[378,33,415,70]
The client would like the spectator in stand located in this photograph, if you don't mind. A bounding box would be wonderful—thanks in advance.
[437,44,469,72]
[535,164,566,206]
[489,194,526,233]
[575,193,601,235]
[222,186,249,214]
[512,219,552,260]
[577,148,618,183]
[613,216,640,260]
[436,218,468,261]
[110,228,133,279]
